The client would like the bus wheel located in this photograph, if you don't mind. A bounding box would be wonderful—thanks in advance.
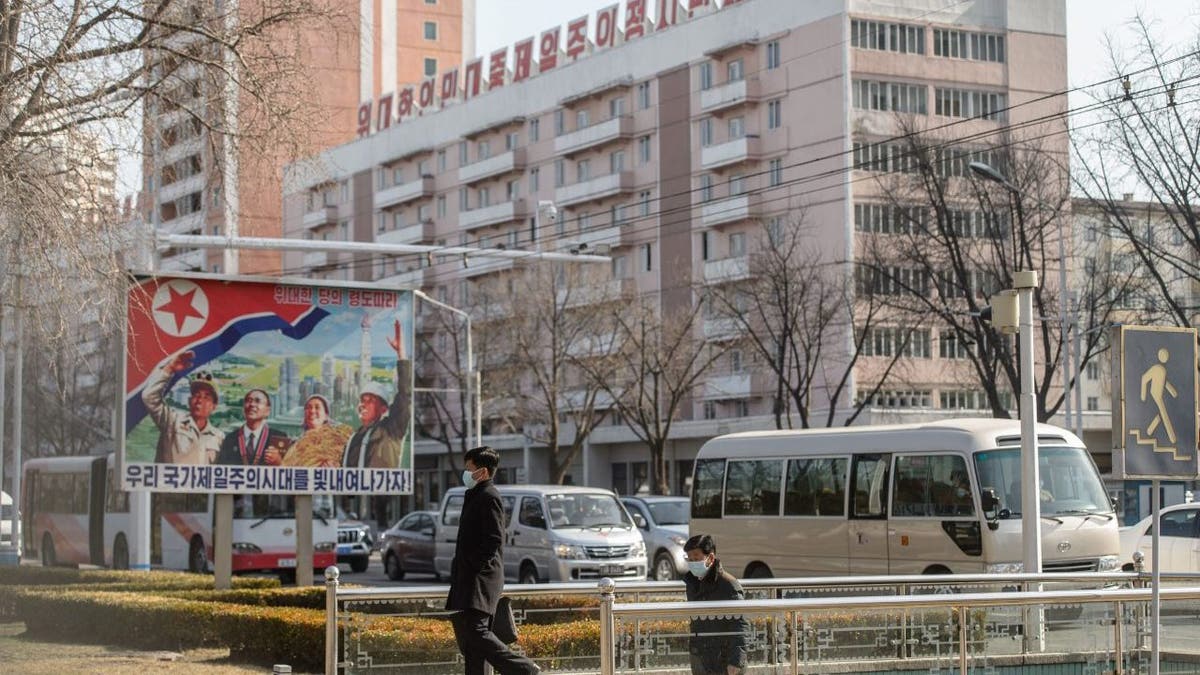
[41,533,56,567]
[188,536,207,573]
[918,566,957,594]
[112,535,130,570]
[745,563,773,579]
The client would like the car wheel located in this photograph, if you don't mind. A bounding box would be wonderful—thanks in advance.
[41,533,56,567]
[188,536,207,573]
[384,553,405,581]
[349,554,369,573]
[653,552,677,581]
[112,534,130,570]
[519,563,539,585]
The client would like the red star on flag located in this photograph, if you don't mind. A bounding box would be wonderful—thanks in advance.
[155,286,205,333]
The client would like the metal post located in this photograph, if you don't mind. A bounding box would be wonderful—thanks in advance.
[1058,219,1071,439]
[1151,478,1161,675]
[1114,600,1124,675]
[325,566,340,675]
[598,577,617,675]
[1014,270,1044,653]
[957,605,969,675]
[10,276,22,559]
[296,495,314,587]
[474,370,482,446]
[1073,323,1083,438]
[214,493,233,589]
[790,611,799,673]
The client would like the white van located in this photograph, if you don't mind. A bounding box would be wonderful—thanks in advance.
[435,485,649,583]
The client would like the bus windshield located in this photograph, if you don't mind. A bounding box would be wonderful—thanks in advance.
[974,446,1112,518]
[545,494,632,529]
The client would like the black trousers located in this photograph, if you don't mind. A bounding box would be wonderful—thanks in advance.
[450,609,539,675]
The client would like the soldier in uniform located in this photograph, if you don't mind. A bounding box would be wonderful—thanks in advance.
[142,350,224,465]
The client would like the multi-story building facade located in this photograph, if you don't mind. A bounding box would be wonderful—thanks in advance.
[283,0,1069,509]
[145,0,473,276]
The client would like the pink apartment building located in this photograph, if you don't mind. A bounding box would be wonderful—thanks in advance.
[283,0,1069,504]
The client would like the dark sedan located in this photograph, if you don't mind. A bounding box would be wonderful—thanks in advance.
[381,510,440,581]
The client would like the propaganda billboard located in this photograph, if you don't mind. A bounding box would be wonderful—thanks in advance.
[122,274,414,494]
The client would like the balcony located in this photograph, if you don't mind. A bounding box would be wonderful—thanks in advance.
[160,249,204,272]
[303,206,338,230]
[556,278,634,308]
[700,193,760,227]
[459,199,529,231]
[702,373,756,400]
[378,268,427,288]
[703,316,745,341]
[374,177,433,210]
[461,256,514,278]
[700,78,761,114]
[159,210,204,236]
[159,137,202,167]
[376,221,435,245]
[704,256,752,284]
[302,251,329,268]
[701,136,761,171]
[554,116,633,156]
[158,173,205,206]
[458,149,527,184]
[561,225,626,252]
[555,171,634,207]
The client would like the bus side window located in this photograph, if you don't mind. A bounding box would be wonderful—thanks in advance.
[691,459,726,518]
[785,458,847,517]
[724,460,783,516]
[851,455,889,518]
[893,455,975,518]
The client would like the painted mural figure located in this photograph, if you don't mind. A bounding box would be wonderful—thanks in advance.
[142,350,223,465]
[1140,348,1178,444]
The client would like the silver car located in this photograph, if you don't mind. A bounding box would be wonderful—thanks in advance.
[622,496,690,581]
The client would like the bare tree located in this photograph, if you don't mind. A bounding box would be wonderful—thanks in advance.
[413,301,476,474]
[709,212,913,429]
[482,263,624,485]
[584,296,725,495]
[1073,15,1200,327]
[859,126,1130,421]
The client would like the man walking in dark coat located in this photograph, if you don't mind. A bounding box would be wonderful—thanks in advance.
[445,446,539,675]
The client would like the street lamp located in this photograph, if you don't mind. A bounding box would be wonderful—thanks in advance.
[970,160,1047,650]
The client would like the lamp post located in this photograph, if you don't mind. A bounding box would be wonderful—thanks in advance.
[970,161,1050,651]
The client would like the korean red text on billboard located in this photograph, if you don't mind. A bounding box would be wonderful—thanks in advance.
[122,275,415,495]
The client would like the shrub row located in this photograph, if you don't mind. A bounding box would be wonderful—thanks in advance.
[0,566,279,590]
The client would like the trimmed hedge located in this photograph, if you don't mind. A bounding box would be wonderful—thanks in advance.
[0,566,280,589]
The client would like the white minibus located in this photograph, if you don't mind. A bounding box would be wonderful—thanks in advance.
[690,418,1120,578]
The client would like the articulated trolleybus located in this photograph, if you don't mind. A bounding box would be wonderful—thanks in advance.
[22,453,336,577]
[691,418,1120,578]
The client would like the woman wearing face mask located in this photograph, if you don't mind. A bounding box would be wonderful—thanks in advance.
[683,534,750,675]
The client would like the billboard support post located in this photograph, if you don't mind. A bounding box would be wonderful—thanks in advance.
[1151,479,1161,675]
[214,494,232,589]
[296,495,313,587]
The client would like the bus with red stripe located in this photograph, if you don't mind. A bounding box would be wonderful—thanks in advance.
[21,454,336,578]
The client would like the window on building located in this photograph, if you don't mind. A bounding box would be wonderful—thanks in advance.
[637,81,651,109]
[699,61,713,90]
[458,187,469,211]
[477,140,491,160]
[637,135,652,165]
[729,116,745,139]
[699,117,714,146]
[554,109,565,136]
[700,230,711,261]
[768,99,782,129]
[610,150,625,173]
[729,232,746,257]
[766,217,783,246]
[436,195,446,218]
[850,19,925,54]
[768,159,783,187]
[506,180,519,200]
[529,118,540,141]
[703,401,717,420]
[728,173,746,196]
[611,255,629,279]
[555,159,566,187]
[423,21,438,40]
[851,79,928,114]
[639,190,651,217]
[1086,361,1101,380]
[458,141,468,165]
[437,149,446,172]
[478,187,490,207]
[424,58,437,76]
[576,109,589,129]
[727,58,744,82]
[530,167,540,192]
[610,97,625,118]
[576,159,591,183]
[766,40,781,69]
[505,132,518,151]
[933,28,1005,62]
[699,174,713,202]
[1087,396,1099,411]
[640,243,653,271]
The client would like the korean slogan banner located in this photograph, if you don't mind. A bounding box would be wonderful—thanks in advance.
[122,275,414,494]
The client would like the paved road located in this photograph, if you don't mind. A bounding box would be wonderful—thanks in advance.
[325,551,442,587]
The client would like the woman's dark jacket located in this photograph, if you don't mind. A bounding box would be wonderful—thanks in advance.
[683,560,750,670]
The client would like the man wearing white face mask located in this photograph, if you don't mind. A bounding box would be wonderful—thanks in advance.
[444,446,540,675]
[683,534,750,675]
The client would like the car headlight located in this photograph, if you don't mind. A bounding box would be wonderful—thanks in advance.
[315,541,336,552]
[555,543,587,559]
[630,540,646,557]
[668,534,687,547]
[232,542,262,554]
[986,561,1024,574]
[1098,555,1121,572]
